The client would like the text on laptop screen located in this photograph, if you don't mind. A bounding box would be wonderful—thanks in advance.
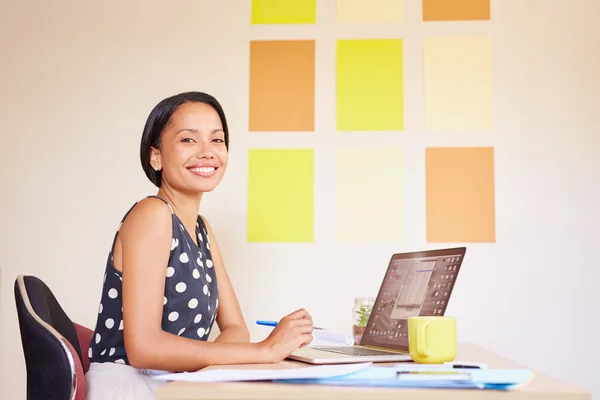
[360,248,466,351]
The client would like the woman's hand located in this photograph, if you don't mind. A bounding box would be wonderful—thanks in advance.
[259,309,314,362]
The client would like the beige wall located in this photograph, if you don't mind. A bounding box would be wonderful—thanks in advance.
[1,0,599,398]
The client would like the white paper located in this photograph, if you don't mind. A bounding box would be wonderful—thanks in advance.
[255,325,353,347]
[153,362,371,382]
[309,330,354,346]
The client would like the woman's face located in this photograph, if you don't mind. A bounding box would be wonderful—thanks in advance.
[152,102,228,194]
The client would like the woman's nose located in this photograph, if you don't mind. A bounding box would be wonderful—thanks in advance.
[196,143,215,158]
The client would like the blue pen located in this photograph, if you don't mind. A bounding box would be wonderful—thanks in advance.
[256,320,325,330]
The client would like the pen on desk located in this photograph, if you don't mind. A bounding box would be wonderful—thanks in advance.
[394,364,482,370]
[395,370,472,380]
[256,320,325,330]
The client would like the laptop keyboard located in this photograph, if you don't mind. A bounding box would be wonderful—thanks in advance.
[314,346,401,357]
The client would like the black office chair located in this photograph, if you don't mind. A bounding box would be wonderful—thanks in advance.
[14,274,93,400]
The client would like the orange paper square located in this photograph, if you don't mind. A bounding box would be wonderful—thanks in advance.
[426,147,496,243]
[249,40,315,131]
[423,0,490,21]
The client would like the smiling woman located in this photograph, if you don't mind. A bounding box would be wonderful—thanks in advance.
[83,92,315,400]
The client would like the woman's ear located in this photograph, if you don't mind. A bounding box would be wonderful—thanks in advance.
[150,147,162,171]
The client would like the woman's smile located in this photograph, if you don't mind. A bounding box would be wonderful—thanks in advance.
[187,164,218,178]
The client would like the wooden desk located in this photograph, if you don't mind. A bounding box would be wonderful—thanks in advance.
[155,343,590,400]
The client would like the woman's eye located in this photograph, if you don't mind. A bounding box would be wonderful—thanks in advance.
[212,138,224,143]
[181,138,195,143]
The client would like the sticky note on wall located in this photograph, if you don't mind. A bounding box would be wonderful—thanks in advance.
[336,0,403,24]
[247,149,314,242]
[423,0,490,21]
[251,0,316,24]
[337,39,404,131]
[426,147,495,243]
[424,36,493,131]
[249,40,315,131]
[336,148,404,243]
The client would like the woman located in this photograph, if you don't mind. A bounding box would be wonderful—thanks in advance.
[85,92,314,399]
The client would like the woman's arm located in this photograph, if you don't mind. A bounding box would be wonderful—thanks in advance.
[201,216,250,344]
[118,198,267,372]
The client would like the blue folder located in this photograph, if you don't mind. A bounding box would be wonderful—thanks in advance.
[276,366,534,390]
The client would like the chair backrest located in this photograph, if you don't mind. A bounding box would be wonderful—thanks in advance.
[14,275,89,400]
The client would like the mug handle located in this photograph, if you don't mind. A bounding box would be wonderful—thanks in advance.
[417,322,430,357]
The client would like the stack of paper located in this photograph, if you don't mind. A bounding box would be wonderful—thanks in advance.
[276,366,535,390]
[154,363,533,391]
[153,362,372,383]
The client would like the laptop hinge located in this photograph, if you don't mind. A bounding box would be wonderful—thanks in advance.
[361,344,408,354]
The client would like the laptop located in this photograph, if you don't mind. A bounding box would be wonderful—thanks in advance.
[287,247,467,364]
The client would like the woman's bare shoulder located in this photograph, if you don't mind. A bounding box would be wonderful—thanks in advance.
[120,197,173,237]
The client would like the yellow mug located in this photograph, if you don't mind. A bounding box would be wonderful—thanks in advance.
[408,316,456,364]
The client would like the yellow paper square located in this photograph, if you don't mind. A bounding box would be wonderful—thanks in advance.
[336,148,404,242]
[251,0,316,24]
[247,149,314,242]
[424,37,493,131]
[336,0,403,24]
[337,39,404,131]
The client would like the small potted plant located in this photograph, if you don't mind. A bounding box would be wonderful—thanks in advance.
[352,297,374,345]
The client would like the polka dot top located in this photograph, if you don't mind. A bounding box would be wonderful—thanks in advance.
[88,196,219,366]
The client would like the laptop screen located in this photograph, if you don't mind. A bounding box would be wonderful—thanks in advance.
[360,247,466,351]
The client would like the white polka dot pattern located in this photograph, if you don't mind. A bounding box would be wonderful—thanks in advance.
[88,196,219,366]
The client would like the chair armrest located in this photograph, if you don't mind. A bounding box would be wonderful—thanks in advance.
[74,323,94,373]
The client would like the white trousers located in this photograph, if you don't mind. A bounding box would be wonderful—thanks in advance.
[85,362,168,400]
